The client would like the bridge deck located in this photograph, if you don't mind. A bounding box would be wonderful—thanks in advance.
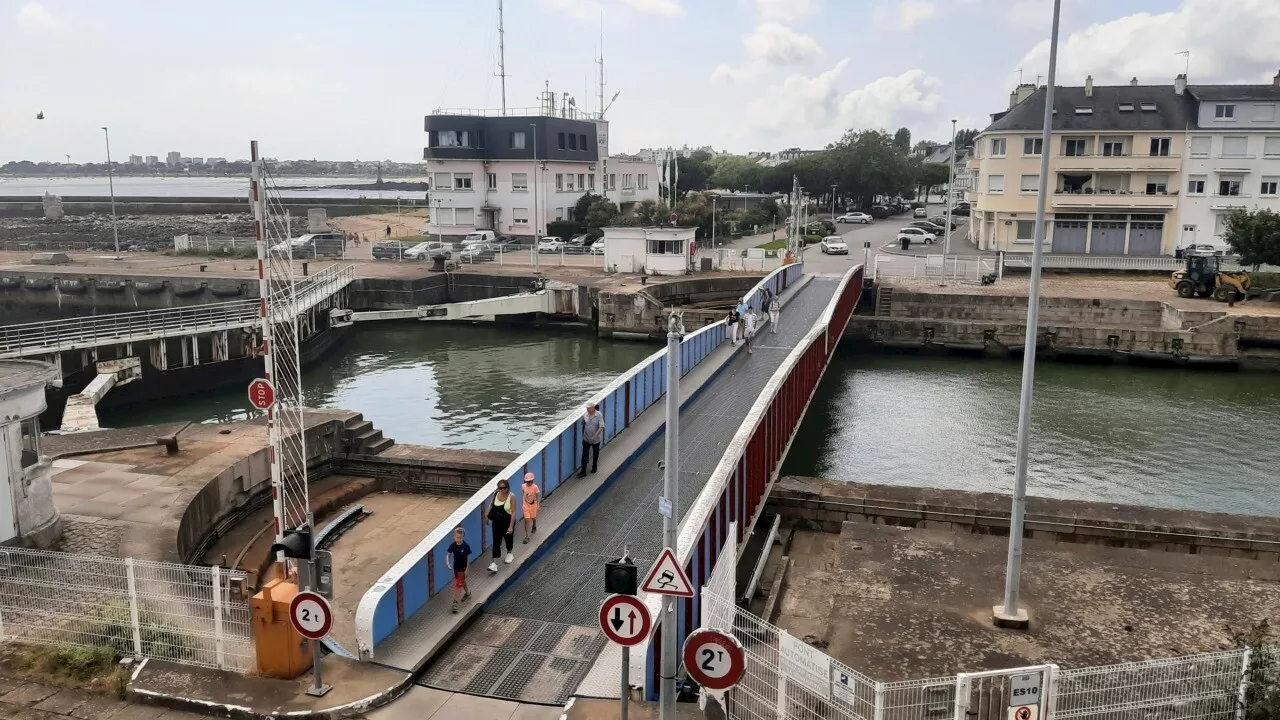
[396,276,842,705]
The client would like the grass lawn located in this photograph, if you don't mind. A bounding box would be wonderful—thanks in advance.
[756,238,787,250]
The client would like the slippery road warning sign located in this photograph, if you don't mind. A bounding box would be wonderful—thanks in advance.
[640,548,694,598]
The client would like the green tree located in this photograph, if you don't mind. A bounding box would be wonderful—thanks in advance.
[955,128,980,150]
[708,154,763,190]
[585,197,620,228]
[893,127,912,152]
[633,199,667,226]
[572,192,603,223]
[917,163,952,201]
[1223,209,1280,269]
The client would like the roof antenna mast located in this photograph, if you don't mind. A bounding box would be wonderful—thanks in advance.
[497,0,509,115]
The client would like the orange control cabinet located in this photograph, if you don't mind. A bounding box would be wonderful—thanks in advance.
[251,577,314,679]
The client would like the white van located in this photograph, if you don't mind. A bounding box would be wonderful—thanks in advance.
[462,230,497,247]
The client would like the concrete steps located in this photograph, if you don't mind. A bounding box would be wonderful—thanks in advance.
[341,413,396,455]
[876,286,894,317]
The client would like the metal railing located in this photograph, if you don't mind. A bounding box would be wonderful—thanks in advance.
[0,547,252,671]
[873,254,997,282]
[173,235,257,253]
[873,252,1278,278]
[0,263,354,358]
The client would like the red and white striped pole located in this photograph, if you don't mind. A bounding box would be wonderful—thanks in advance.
[250,141,285,546]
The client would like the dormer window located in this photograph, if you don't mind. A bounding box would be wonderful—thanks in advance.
[1140,103,1157,112]
[1118,103,1134,112]
[1074,107,1093,115]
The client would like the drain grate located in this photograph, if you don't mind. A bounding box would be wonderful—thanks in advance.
[418,615,607,705]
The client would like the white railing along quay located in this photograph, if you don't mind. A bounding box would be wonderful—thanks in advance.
[0,264,354,359]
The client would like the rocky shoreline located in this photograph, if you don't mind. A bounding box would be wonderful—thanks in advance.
[0,213,255,252]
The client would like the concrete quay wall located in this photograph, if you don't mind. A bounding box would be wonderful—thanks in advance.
[768,476,1280,561]
[596,275,761,338]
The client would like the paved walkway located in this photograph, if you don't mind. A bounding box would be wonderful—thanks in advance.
[412,275,842,706]
[0,674,203,720]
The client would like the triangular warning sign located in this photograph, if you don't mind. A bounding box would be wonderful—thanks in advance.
[641,548,694,598]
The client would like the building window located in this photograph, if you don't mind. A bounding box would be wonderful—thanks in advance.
[588,174,596,191]
[987,174,1005,194]
[1214,214,1228,236]
[433,172,451,190]
[647,238,685,254]
[453,173,473,190]
[989,138,1006,157]
[1215,104,1236,119]
[512,172,528,192]
[435,208,453,226]
[1102,139,1126,157]
[1016,220,1036,242]
[510,131,527,149]
[1187,176,1206,195]
[623,173,634,189]
[1020,174,1039,193]
[577,173,585,190]
[607,174,617,191]
[437,130,459,147]
[568,134,578,151]
[1262,178,1279,196]
[1140,103,1157,112]
[1149,138,1171,157]
[555,207,565,221]
[455,207,475,226]
[556,173,564,191]
[1265,137,1280,156]
[486,173,497,190]
[1023,137,1043,156]
[20,417,40,468]
[1257,104,1277,122]
[1063,138,1088,156]
[1189,136,1211,157]
[580,134,588,151]
[1218,178,1242,197]
[513,208,529,225]
[1145,174,1169,194]
[1073,106,1093,115]
[638,174,648,190]
[1221,136,1249,157]
[558,132,566,150]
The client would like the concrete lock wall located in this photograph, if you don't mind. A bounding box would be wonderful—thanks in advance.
[597,275,763,338]
[0,272,256,321]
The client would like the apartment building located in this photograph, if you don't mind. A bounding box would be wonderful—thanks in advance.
[423,110,659,239]
[1178,74,1280,249]
[969,72,1280,256]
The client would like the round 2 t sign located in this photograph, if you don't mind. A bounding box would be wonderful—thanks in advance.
[289,590,332,640]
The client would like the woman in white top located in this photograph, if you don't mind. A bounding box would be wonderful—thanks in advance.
[769,295,781,334]
[743,307,758,354]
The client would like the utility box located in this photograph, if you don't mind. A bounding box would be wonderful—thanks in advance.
[250,578,313,679]
[307,209,328,233]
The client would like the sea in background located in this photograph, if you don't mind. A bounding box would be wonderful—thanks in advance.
[0,175,425,200]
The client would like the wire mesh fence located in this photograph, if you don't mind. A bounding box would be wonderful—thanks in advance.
[1054,650,1248,720]
[0,547,252,671]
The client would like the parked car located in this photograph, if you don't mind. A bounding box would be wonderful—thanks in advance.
[403,241,452,260]
[537,237,566,253]
[819,236,849,255]
[271,232,346,258]
[459,244,495,262]
[590,241,606,255]
[897,227,937,245]
[836,212,873,224]
[913,207,928,218]
[910,221,947,235]
[371,241,412,260]
[461,230,497,246]
[952,202,971,217]
[568,234,593,246]
[928,217,959,230]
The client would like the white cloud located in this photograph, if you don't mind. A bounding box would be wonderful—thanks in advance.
[15,2,57,29]
[838,69,944,129]
[742,23,823,65]
[621,0,684,18]
[875,0,937,31]
[1016,0,1280,87]
[745,59,851,132]
[748,0,819,23]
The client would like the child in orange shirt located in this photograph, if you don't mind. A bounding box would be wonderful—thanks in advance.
[522,472,540,544]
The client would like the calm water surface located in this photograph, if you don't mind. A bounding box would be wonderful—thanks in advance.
[99,324,655,451]
[783,351,1280,517]
[0,175,423,200]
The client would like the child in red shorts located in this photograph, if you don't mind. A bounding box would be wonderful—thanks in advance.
[446,526,473,613]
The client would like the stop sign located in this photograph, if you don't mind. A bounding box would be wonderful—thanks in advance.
[247,378,275,410]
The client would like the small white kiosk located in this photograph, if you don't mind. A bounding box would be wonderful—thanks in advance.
[0,360,63,547]
[602,227,698,276]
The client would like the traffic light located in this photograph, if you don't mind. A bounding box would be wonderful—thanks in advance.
[605,555,637,595]
[270,528,313,561]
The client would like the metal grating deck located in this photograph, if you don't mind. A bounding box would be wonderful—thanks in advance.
[418,277,842,704]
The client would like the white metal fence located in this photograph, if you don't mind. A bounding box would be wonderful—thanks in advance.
[0,547,253,671]
[873,254,998,283]
[701,570,1269,720]
[173,235,257,253]
[872,252,1279,283]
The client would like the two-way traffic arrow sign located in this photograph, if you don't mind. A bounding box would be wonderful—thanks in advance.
[599,594,651,647]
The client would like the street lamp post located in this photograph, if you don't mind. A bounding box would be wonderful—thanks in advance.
[711,196,717,247]
[830,184,837,219]
[101,127,120,258]
[944,119,957,256]
[996,0,1062,630]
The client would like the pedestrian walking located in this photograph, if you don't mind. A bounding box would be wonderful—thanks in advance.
[445,526,472,613]
[521,472,540,544]
[385,224,392,238]
[743,307,759,354]
[579,403,604,478]
[726,306,741,346]
[485,479,516,572]
[761,288,773,323]
[769,294,781,334]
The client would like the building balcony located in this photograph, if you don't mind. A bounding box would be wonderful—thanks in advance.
[1055,154,1181,173]
[1052,189,1179,209]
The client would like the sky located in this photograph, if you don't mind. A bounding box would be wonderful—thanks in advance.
[2,0,1279,163]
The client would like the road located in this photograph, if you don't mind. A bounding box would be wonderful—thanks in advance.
[797,203,981,275]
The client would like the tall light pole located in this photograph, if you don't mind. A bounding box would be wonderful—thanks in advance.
[996,0,1062,630]
[711,195,717,247]
[530,123,540,271]
[944,119,957,256]
[659,311,683,720]
[830,184,837,219]
[101,127,120,258]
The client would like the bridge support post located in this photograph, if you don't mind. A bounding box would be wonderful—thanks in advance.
[151,340,168,371]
